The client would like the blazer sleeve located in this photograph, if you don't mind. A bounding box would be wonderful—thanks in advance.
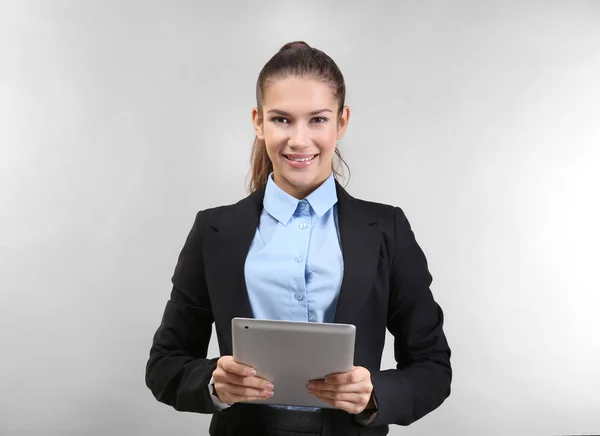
[368,207,452,427]
[145,210,219,413]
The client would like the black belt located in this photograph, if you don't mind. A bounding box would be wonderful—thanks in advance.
[210,403,360,436]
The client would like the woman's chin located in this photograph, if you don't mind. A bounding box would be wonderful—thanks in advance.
[278,170,330,195]
[282,171,318,187]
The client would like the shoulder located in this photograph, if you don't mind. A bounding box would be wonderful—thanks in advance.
[195,202,240,223]
[335,181,410,233]
[190,190,262,229]
[347,195,427,271]
[346,193,409,234]
[344,191,422,258]
[353,197,397,218]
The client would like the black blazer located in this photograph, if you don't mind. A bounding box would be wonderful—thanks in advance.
[145,180,451,435]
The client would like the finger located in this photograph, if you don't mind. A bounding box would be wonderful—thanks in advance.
[310,389,370,405]
[307,379,372,394]
[214,371,274,391]
[314,391,370,404]
[215,383,274,401]
[323,367,369,385]
[217,390,270,405]
[220,358,256,377]
[229,394,269,403]
[312,394,364,415]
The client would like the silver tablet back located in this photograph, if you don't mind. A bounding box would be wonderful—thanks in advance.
[232,317,356,408]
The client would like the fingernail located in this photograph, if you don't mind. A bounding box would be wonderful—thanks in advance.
[247,369,256,376]
[263,390,274,397]
[307,382,314,389]
[266,383,274,390]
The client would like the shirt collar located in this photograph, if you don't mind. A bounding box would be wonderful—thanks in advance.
[263,172,338,225]
[305,172,338,218]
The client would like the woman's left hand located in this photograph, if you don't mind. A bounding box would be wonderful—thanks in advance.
[307,366,375,414]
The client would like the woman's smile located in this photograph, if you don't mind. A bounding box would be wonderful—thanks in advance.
[282,153,319,168]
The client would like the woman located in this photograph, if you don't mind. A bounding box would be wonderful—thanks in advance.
[145,41,451,436]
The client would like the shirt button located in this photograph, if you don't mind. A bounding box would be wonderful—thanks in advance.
[299,223,307,229]
[296,256,303,262]
[295,293,304,301]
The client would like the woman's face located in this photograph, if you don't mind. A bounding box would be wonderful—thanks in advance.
[252,76,350,199]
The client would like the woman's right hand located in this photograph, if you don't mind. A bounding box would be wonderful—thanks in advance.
[212,356,274,404]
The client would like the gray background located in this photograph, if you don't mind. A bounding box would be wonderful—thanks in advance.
[1,1,599,435]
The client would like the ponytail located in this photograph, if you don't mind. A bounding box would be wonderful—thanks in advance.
[248,136,273,193]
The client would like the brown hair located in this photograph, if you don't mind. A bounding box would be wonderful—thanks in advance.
[247,41,350,193]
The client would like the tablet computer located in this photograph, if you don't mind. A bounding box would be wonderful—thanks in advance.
[232,317,356,408]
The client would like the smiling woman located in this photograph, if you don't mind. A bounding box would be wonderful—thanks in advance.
[145,41,452,436]
[248,42,350,197]
[251,75,348,199]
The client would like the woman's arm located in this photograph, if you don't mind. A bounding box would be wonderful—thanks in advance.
[145,211,220,413]
[369,206,452,427]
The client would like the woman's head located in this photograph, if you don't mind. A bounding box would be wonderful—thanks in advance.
[249,41,350,199]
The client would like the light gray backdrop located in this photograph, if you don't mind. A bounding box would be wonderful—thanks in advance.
[1,1,599,435]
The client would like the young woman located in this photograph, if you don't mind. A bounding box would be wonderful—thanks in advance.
[145,41,451,436]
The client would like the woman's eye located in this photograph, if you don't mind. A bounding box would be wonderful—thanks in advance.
[271,116,327,124]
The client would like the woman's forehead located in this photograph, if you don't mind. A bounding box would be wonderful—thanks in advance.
[263,77,337,110]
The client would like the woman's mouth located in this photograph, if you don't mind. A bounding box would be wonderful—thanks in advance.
[285,154,317,162]
[283,153,318,168]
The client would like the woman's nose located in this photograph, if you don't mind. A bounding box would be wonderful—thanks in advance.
[288,125,309,147]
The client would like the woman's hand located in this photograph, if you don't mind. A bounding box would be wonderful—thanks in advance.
[307,366,375,414]
[212,356,274,404]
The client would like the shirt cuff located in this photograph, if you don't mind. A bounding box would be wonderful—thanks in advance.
[208,376,232,410]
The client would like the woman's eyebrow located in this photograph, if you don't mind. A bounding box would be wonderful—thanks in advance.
[267,109,332,116]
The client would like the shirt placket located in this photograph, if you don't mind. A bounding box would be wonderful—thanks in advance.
[289,200,311,321]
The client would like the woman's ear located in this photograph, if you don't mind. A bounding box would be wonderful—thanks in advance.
[336,106,350,140]
[252,107,264,140]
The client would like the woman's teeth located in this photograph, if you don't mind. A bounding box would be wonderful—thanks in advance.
[286,155,316,162]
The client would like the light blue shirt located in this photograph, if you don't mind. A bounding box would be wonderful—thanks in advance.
[244,172,344,323]
[244,172,344,411]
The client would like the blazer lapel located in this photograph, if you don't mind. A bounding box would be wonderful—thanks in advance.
[203,187,265,331]
[333,181,382,325]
